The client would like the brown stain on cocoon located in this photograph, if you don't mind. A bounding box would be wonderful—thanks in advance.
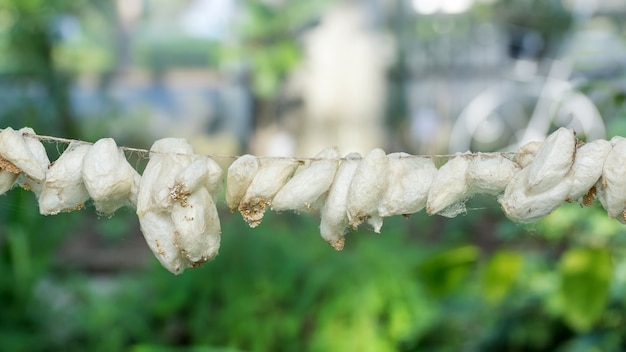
[238,158,300,227]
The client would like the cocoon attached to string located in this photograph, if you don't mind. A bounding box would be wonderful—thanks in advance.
[272,147,340,212]
[39,142,91,215]
[467,153,519,195]
[567,139,611,204]
[225,154,259,212]
[346,148,388,232]
[137,138,194,213]
[499,167,574,223]
[18,128,51,196]
[524,127,576,194]
[597,136,626,219]
[0,127,49,182]
[137,138,222,274]
[426,153,471,218]
[238,157,300,227]
[499,129,577,223]
[173,156,223,203]
[320,153,361,250]
[82,138,140,216]
[137,138,193,274]
[378,153,436,217]
[514,141,542,168]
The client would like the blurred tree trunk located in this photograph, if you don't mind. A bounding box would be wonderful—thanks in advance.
[7,1,80,139]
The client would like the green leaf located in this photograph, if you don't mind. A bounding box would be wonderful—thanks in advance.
[481,250,523,304]
[417,245,479,297]
[558,248,612,332]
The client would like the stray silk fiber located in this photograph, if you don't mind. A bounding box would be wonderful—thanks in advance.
[0,126,623,274]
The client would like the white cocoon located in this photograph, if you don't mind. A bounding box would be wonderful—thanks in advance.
[225,155,258,211]
[524,127,576,194]
[12,128,51,195]
[174,157,210,195]
[514,141,542,169]
[137,138,195,215]
[320,153,361,250]
[272,147,340,212]
[176,156,223,202]
[239,157,300,227]
[82,138,140,215]
[426,153,470,217]
[139,210,186,274]
[137,137,221,274]
[468,154,519,195]
[0,171,17,195]
[499,167,573,222]
[171,187,220,263]
[39,142,91,215]
[346,148,388,231]
[205,157,224,199]
[567,139,611,202]
[378,153,436,217]
[0,127,48,182]
[597,137,626,218]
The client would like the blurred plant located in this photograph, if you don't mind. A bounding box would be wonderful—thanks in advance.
[494,0,573,59]
[220,1,329,102]
[0,189,84,350]
[0,0,105,137]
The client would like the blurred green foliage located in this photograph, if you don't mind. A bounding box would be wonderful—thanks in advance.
[3,197,626,351]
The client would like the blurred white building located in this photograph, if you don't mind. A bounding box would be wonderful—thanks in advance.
[295,4,394,156]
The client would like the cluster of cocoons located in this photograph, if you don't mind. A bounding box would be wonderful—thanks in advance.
[0,126,623,274]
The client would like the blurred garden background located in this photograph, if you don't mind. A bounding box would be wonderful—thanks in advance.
[1,0,626,350]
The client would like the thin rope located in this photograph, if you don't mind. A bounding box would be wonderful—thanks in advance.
[7,128,526,162]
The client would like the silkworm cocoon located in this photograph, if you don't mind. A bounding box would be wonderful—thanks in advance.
[566,139,611,202]
[38,142,91,215]
[171,187,220,264]
[239,157,300,227]
[525,127,576,194]
[129,172,141,208]
[0,127,48,182]
[346,148,388,231]
[12,128,50,195]
[139,210,186,274]
[0,150,20,195]
[514,141,542,169]
[174,157,210,196]
[176,156,223,202]
[205,157,224,199]
[426,153,470,217]
[225,155,258,211]
[0,170,17,195]
[82,138,140,215]
[596,137,626,218]
[468,154,519,195]
[137,138,216,274]
[378,153,436,217]
[320,153,361,250]
[272,147,340,212]
[137,138,196,215]
[499,168,573,223]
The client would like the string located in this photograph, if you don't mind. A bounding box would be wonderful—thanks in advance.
[4,128,527,162]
